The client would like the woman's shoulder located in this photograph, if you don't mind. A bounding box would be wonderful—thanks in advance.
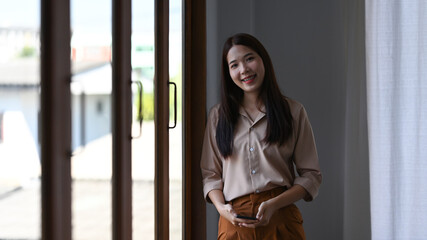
[284,97,304,115]
[208,103,221,116]
[206,103,221,124]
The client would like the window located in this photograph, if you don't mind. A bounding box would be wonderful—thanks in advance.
[0,113,3,143]
[0,1,41,238]
[0,0,206,239]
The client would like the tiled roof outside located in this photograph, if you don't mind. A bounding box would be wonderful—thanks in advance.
[0,58,110,86]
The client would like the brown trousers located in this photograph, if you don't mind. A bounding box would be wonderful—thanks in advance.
[218,187,306,240]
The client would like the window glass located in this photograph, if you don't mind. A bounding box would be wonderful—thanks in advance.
[169,0,183,238]
[0,1,41,239]
[131,0,156,239]
[70,0,113,239]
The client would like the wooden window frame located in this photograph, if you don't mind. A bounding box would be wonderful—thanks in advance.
[40,0,207,239]
[183,0,207,239]
[154,0,170,239]
[111,0,133,240]
[40,0,72,239]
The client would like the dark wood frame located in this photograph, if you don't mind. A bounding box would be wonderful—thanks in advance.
[155,0,171,239]
[183,0,207,239]
[111,0,133,239]
[40,0,207,239]
[40,0,72,239]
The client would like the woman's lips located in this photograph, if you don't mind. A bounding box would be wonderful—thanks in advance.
[242,75,256,84]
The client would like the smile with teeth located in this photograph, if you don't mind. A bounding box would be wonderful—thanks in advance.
[242,75,256,83]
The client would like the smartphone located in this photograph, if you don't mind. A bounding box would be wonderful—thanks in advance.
[236,214,257,220]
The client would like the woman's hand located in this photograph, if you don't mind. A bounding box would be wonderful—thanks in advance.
[218,203,238,224]
[217,203,259,226]
[240,200,277,228]
[241,185,308,228]
[208,190,258,226]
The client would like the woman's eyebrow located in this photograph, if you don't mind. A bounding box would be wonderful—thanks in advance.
[229,59,237,65]
[244,52,254,58]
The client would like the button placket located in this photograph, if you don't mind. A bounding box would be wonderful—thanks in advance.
[248,124,257,191]
[248,123,261,194]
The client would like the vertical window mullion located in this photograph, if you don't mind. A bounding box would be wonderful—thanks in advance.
[40,0,72,239]
[112,0,133,239]
[155,0,170,239]
[183,0,207,239]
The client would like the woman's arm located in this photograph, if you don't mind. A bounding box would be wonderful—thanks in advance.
[208,189,259,226]
[241,185,307,228]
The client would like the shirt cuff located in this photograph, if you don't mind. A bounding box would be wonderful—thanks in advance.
[294,174,321,201]
[203,180,224,203]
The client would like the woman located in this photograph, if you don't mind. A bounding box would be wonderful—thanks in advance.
[201,33,322,239]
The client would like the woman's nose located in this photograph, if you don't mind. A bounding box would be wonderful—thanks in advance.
[240,64,248,74]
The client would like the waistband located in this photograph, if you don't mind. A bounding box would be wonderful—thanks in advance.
[229,186,288,205]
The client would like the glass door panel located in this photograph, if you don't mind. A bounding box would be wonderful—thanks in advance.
[71,0,112,239]
[132,0,155,239]
[169,0,182,238]
[0,1,41,239]
[132,0,183,238]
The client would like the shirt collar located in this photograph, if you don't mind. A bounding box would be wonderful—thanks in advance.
[239,105,266,124]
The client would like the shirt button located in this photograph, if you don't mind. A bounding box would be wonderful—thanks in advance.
[251,170,256,174]
[249,147,254,152]
[255,189,260,193]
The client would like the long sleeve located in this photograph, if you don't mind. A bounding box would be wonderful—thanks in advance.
[291,104,322,201]
[200,106,224,203]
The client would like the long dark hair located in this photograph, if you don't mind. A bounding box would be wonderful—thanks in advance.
[216,33,293,158]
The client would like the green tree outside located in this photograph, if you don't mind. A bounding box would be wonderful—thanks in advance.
[134,66,182,122]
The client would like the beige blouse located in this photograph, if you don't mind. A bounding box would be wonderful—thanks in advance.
[200,98,322,203]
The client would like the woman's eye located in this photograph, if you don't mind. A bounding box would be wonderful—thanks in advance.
[246,56,254,62]
[230,64,238,69]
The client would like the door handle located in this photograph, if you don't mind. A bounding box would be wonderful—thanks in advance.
[168,81,177,129]
[131,80,144,139]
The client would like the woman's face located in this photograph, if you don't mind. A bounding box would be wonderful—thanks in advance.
[226,45,265,96]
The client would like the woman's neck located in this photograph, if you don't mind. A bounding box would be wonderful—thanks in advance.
[241,93,263,122]
[242,92,262,110]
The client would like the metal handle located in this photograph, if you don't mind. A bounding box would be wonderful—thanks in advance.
[131,80,144,139]
[168,81,177,129]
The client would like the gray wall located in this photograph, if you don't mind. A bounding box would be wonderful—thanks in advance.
[206,0,370,239]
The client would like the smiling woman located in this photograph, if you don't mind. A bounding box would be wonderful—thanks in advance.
[226,45,265,98]
[201,33,322,240]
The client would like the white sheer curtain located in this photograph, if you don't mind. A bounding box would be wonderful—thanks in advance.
[366,1,427,239]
